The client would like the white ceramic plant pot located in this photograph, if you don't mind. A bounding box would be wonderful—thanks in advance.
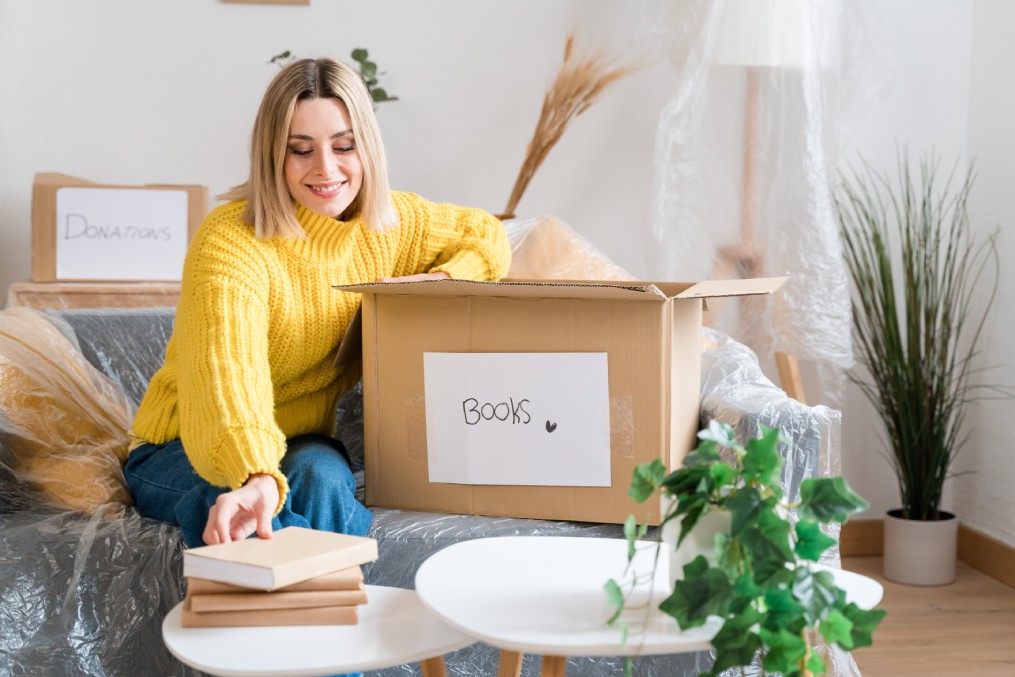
[660,496,732,586]
[883,509,958,586]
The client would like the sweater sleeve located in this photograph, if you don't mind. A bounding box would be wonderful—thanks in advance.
[173,227,289,514]
[389,192,512,281]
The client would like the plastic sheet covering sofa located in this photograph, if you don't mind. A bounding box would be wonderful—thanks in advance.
[0,304,853,677]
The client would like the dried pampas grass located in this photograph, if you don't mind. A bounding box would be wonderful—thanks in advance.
[501,34,640,219]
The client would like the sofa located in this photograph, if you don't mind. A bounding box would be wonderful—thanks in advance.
[0,210,849,677]
[0,300,849,677]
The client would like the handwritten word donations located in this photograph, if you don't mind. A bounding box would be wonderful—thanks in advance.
[63,213,172,241]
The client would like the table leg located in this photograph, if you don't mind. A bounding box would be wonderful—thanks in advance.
[421,656,448,677]
[540,655,567,677]
[497,650,524,677]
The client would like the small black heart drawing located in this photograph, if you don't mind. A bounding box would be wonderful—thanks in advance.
[545,421,558,433]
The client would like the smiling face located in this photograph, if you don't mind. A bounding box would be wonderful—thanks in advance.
[283,97,364,219]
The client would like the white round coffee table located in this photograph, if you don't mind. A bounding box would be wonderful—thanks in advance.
[414,536,883,676]
[162,584,475,676]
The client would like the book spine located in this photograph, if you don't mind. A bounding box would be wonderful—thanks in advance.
[188,589,369,613]
[187,569,364,595]
[181,598,359,628]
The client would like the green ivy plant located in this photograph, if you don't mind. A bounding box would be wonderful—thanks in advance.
[606,421,884,677]
[268,49,399,109]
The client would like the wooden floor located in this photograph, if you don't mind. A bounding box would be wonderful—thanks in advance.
[842,556,1015,676]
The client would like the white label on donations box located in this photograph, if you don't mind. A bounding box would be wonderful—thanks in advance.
[423,352,611,487]
[55,187,189,280]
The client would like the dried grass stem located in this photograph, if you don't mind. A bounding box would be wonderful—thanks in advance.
[503,34,638,218]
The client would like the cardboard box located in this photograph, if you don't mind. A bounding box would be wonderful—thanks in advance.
[339,277,786,525]
[32,172,208,282]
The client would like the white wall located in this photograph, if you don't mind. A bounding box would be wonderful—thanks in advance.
[837,1,974,520]
[1,1,1012,547]
[0,0,671,291]
[840,0,1015,552]
[957,0,1015,546]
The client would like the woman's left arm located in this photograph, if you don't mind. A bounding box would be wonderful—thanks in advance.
[389,192,512,281]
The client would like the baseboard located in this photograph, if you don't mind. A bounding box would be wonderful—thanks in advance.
[840,519,1015,589]
[839,519,883,557]
[957,524,1015,590]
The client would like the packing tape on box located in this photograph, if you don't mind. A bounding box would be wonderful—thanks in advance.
[609,395,635,459]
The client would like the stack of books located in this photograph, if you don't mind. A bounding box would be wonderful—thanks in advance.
[180,526,379,628]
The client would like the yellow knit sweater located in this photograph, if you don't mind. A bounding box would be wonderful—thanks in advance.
[131,192,511,512]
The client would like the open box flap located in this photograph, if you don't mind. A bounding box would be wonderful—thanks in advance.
[337,277,788,302]
[675,276,789,299]
[334,278,672,302]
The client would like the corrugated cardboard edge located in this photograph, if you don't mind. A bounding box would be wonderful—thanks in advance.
[335,278,671,301]
[336,276,788,301]
[675,276,788,299]
[31,172,208,282]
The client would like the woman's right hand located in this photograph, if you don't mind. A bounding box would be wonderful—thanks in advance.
[202,474,279,545]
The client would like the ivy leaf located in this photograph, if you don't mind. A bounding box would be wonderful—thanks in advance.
[842,603,887,648]
[727,486,765,536]
[676,499,708,547]
[732,572,762,599]
[659,560,731,629]
[740,509,794,581]
[806,652,828,675]
[798,477,870,523]
[711,607,763,672]
[684,439,721,467]
[794,520,838,561]
[742,427,784,486]
[628,459,666,503]
[604,578,625,625]
[792,567,838,623]
[709,462,738,486]
[662,465,710,496]
[759,626,808,674]
[682,554,710,579]
[697,420,738,447]
[763,586,807,632]
[622,514,641,560]
[819,610,855,649]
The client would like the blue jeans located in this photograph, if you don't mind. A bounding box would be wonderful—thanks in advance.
[125,434,373,548]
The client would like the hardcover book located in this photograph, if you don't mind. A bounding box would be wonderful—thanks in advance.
[180,597,359,627]
[186,566,364,595]
[187,588,368,613]
[182,527,378,591]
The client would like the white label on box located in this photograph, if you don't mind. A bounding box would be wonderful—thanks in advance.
[55,187,189,280]
[423,352,611,487]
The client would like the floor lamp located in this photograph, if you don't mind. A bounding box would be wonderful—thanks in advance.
[707,0,816,402]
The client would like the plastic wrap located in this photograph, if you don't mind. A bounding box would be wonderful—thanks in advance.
[645,0,889,407]
[1,225,848,675]
[504,215,637,281]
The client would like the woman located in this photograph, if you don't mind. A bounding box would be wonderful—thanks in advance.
[125,57,511,548]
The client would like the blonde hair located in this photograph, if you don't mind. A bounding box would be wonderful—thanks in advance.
[220,57,398,238]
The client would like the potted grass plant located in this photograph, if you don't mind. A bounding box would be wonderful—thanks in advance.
[607,421,881,677]
[836,154,1001,586]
